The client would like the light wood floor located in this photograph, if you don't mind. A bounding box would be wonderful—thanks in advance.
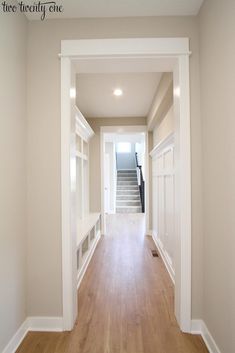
[17,214,208,353]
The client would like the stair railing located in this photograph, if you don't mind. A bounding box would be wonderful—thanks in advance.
[135,152,145,213]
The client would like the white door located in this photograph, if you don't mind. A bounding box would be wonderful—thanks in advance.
[104,153,110,213]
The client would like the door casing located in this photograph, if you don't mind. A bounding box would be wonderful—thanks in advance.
[60,38,192,333]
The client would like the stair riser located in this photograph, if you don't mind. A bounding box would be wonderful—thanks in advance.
[117,186,139,191]
[117,194,140,201]
[117,177,137,181]
[117,181,137,186]
[117,170,136,173]
[116,207,142,213]
[116,202,141,207]
[118,169,136,171]
[117,188,139,191]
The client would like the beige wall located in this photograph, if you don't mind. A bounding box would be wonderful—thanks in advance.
[27,16,203,318]
[199,1,235,352]
[2,7,234,351]
[87,117,146,212]
[0,12,27,351]
[153,105,174,146]
[147,73,173,130]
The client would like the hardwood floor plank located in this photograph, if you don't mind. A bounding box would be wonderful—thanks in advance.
[17,214,208,353]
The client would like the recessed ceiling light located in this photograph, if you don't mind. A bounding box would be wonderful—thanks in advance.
[113,88,123,96]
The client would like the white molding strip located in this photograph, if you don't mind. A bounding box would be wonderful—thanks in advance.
[75,106,94,142]
[77,231,101,289]
[2,320,28,353]
[2,317,63,353]
[146,229,153,237]
[60,38,191,57]
[150,132,174,158]
[191,320,222,353]
[151,230,175,284]
[27,317,63,332]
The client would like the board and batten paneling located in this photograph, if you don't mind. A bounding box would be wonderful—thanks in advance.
[150,133,175,283]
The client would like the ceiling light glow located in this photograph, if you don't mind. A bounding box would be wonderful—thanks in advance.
[70,88,76,99]
[113,88,123,96]
[174,86,180,97]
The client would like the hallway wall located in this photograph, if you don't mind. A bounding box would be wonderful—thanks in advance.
[0,11,27,352]
[199,1,235,352]
[153,105,174,146]
[27,16,203,319]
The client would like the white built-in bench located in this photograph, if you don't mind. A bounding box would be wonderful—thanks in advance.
[76,212,101,288]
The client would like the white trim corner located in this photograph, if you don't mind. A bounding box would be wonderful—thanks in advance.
[152,231,175,284]
[2,320,28,353]
[2,316,63,353]
[191,320,222,353]
[27,317,63,332]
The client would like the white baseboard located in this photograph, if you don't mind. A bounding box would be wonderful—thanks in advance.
[2,320,28,353]
[191,319,202,334]
[151,230,175,284]
[191,320,222,353]
[27,316,63,332]
[2,316,63,353]
[77,231,101,289]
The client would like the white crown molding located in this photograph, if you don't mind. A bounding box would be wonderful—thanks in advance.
[150,132,174,158]
[75,106,94,142]
[191,320,222,353]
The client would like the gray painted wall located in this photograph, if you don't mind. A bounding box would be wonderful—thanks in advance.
[116,143,136,170]
[116,153,136,170]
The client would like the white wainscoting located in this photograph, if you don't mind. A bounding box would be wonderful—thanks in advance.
[150,133,175,283]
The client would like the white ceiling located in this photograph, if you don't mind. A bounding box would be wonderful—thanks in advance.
[76,72,162,118]
[24,0,204,20]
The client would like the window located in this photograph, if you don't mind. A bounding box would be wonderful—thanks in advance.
[117,142,131,153]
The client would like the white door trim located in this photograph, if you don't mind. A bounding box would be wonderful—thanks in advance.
[60,37,191,332]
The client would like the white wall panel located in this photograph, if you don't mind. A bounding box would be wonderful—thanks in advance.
[151,135,175,281]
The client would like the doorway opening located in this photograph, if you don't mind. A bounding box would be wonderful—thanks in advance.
[61,38,191,333]
[101,129,148,234]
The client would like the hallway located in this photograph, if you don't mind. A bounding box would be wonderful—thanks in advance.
[17,214,207,353]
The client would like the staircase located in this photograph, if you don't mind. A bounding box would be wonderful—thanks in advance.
[116,170,142,213]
